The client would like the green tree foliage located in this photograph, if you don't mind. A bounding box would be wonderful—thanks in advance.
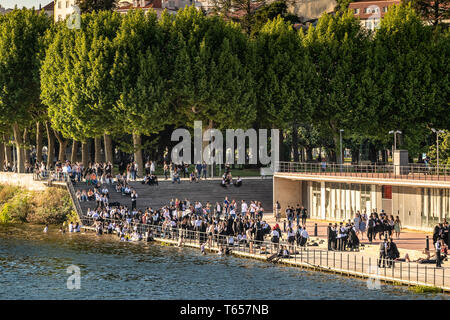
[0,9,51,172]
[42,11,122,142]
[166,6,257,130]
[405,0,450,27]
[76,0,118,13]
[371,3,447,155]
[255,16,317,130]
[251,1,300,37]
[302,10,371,161]
[211,0,266,34]
[428,130,450,165]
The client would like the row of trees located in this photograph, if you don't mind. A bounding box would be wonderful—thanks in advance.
[0,4,448,173]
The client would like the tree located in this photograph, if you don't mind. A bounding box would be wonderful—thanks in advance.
[250,1,300,37]
[163,6,257,166]
[371,4,446,156]
[42,11,122,166]
[112,9,167,175]
[254,16,317,161]
[302,11,371,162]
[76,0,118,13]
[0,9,51,172]
[406,0,450,27]
[211,0,266,35]
[428,130,450,165]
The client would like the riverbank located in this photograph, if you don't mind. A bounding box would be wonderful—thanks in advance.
[80,221,450,293]
[0,184,77,225]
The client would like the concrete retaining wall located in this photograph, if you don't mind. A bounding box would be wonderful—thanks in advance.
[0,173,47,191]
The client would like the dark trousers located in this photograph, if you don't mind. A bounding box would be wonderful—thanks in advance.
[131,200,136,210]
[378,252,386,267]
[367,228,374,242]
[436,251,441,267]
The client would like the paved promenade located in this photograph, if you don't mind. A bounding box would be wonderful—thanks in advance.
[262,213,445,264]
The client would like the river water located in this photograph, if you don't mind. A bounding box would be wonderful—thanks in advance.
[0,224,447,300]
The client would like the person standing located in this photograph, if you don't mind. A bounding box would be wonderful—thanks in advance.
[378,238,388,268]
[301,207,307,226]
[394,216,402,239]
[296,204,301,227]
[201,161,207,179]
[275,201,281,222]
[367,214,375,244]
[131,190,138,211]
[435,239,442,268]
[327,223,333,250]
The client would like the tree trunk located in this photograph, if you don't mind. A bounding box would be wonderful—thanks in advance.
[133,132,143,178]
[54,130,68,162]
[104,133,113,164]
[292,122,299,162]
[71,140,78,163]
[45,121,55,169]
[94,137,102,163]
[3,135,12,166]
[12,123,24,173]
[23,128,30,166]
[0,142,4,170]
[306,146,313,162]
[81,141,89,168]
[36,121,43,163]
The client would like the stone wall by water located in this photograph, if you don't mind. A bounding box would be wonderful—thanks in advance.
[0,173,47,191]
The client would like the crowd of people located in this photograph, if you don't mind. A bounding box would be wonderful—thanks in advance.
[81,180,312,258]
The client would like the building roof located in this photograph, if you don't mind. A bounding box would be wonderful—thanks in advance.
[42,2,55,11]
[116,0,162,11]
[349,0,400,19]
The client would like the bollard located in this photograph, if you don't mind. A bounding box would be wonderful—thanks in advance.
[426,236,429,251]
[314,223,318,237]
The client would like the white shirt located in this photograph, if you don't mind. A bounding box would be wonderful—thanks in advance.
[241,202,248,213]
[301,229,309,239]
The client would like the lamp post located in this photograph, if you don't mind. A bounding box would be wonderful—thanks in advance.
[388,130,402,151]
[389,130,402,164]
[431,128,444,175]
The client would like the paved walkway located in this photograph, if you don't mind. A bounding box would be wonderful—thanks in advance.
[262,213,440,260]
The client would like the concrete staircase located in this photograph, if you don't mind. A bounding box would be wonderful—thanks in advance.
[75,178,273,214]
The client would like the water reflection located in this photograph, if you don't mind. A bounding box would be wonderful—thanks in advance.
[0,224,448,300]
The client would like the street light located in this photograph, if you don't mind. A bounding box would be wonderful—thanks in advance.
[388,130,402,151]
[431,128,444,175]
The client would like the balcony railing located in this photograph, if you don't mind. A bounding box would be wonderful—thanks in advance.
[276,162,450,182]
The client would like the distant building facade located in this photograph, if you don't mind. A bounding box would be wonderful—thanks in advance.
[349,0,400,30]
[54,0,76,22]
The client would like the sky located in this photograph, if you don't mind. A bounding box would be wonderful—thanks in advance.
[0,0,48,9]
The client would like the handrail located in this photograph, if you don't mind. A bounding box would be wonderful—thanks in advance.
[276,162,450,182]
[65,178,83,220]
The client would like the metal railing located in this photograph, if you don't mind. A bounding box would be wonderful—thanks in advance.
[32,169,69,182]
[80,215,449,291]
[276,162,450,182]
